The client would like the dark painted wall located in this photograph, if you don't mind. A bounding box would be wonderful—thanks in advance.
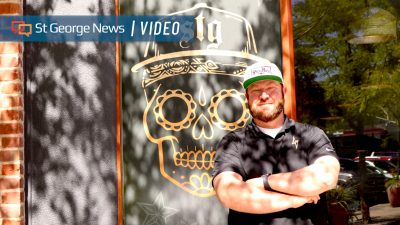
[24,1,118,225]
[121,1,282,224]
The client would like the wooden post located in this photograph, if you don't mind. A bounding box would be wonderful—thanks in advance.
[280,0,297,121]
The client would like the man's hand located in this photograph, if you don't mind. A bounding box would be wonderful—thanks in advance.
[265,156,340,196]
[307,195,320,204]
[290,195,320,208]
[245,176,264,188]
[245,176,320,206]
[214,171,321,214]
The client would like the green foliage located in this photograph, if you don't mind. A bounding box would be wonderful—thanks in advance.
[293,0,400,132]
[326,184,358,211]
[385,173,400,189]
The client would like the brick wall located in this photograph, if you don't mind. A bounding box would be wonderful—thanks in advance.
[0,0,24,225]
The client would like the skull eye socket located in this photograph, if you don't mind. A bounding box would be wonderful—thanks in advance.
[153,89,197,131]
[208,89,250,131]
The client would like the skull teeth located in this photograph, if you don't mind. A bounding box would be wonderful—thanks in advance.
[174,147,215,170]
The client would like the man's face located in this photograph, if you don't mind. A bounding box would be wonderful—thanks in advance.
[246,80,284,123]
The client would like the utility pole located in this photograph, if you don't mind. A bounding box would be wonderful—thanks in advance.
[358,150,371,224]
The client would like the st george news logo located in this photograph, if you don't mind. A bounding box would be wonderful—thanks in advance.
[11,20,32,37]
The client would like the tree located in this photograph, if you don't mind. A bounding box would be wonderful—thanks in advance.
[293,0,400,135]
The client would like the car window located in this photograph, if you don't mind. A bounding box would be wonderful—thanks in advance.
[366,165,385,175]
[373,161,397,170]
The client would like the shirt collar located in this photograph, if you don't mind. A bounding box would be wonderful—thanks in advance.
[249,115,295,137]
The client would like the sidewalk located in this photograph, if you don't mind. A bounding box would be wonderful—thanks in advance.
[353,203,400,225]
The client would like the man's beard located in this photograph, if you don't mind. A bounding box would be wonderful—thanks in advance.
[249,100,284,123]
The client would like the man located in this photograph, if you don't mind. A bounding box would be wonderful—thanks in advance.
[212,61,340,225]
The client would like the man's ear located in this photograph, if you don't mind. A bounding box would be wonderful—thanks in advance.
[245,90,249,99]
[282,85,287,97]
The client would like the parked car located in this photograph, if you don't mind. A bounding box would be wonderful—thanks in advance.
[365,160,397,176]
[353,155,399,174]
[338,158,388,207]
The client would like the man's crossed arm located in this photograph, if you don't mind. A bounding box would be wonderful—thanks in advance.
[213,155,340,214]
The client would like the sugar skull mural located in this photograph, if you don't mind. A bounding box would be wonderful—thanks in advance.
[131,3,272,197]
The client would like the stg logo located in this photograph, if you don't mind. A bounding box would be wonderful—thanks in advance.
[11,20,32,37]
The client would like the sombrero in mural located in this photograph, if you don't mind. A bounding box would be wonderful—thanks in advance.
[131,3,272,88]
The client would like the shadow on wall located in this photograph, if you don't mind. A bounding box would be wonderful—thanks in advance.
[24,1,117,225]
